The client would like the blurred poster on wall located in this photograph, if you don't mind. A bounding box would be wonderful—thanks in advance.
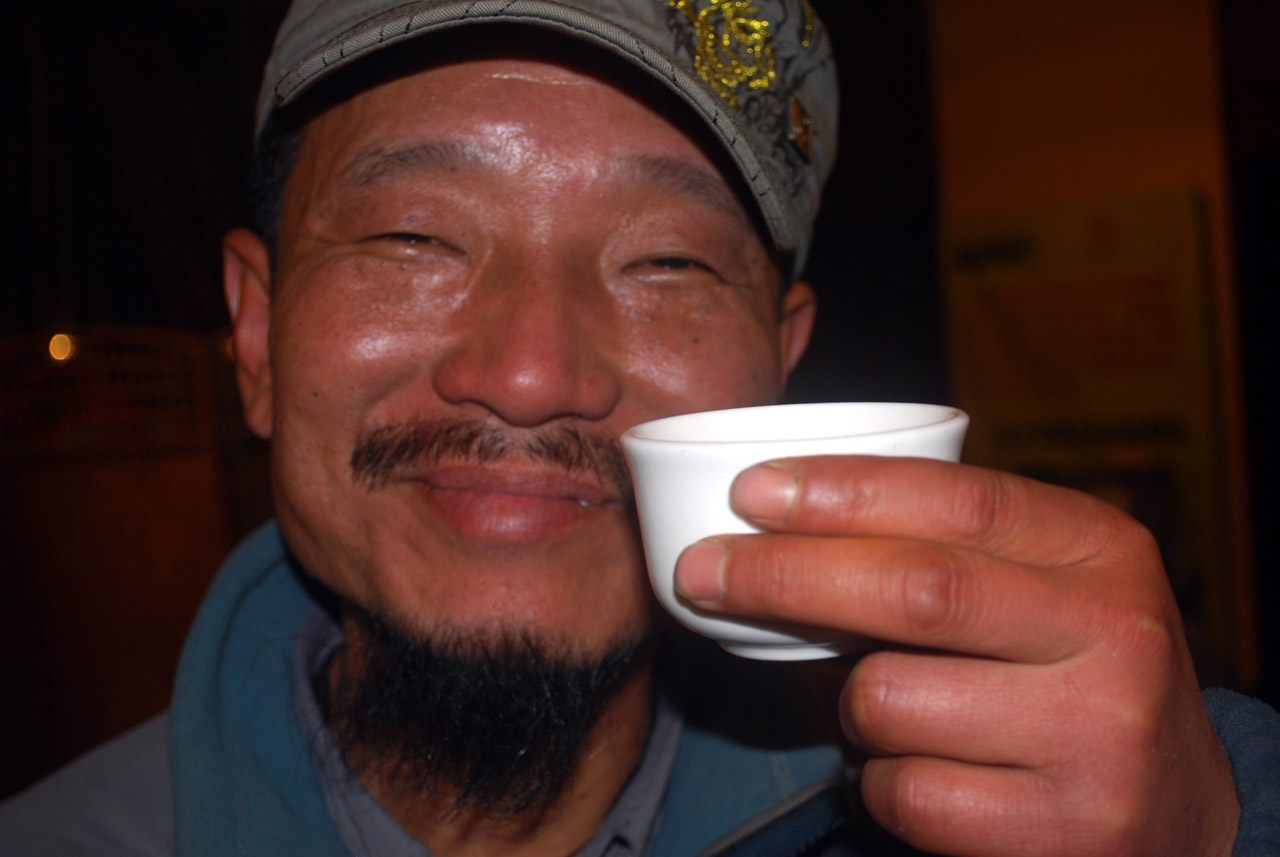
[941,189,1254,688]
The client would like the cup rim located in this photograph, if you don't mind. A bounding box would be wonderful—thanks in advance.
[621,402,967,446]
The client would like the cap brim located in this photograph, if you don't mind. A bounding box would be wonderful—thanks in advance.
[263,0,799,257]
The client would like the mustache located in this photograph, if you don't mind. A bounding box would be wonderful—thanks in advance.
[350,418,633,498]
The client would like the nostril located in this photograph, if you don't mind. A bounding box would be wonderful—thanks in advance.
[430,327,621,427]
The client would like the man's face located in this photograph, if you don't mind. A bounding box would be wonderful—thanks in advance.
[225,57,815,656]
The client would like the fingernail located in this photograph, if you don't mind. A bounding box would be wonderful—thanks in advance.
[732,463,798,522]
[674,540,727,604]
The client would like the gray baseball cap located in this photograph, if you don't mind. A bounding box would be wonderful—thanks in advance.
[258,0,838,275]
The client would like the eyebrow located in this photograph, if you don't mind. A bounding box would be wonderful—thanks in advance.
[620,155,752,228]
[337,141,499,191]
[336,142,752,228]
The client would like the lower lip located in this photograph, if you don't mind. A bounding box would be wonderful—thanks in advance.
[411,483,606,543]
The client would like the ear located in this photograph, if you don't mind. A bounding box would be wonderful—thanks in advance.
[222,227,275,439]
[777,280,817,383]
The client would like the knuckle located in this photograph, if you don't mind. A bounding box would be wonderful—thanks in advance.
[1111,517,1164,571]
[1057,625,1174,741]
[811,465,873,517]
[1081,594,1179,681]
[1081,495,1164,570]
[1116,607,1177,667]
[897,548,977,639]
[1059,776,1148,857]
[742,543,794,606]
[734,538,818,612]
[950,467,1015,546]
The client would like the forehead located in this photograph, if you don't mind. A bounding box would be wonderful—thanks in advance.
[288,56,762,231]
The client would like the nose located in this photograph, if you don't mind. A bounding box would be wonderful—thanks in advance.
[431,256,622,427]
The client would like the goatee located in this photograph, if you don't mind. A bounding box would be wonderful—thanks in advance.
[327,605,650,820]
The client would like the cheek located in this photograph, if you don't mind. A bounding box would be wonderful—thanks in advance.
[619,297,784,411]
[266,281,450,608]
[271,263,463,423]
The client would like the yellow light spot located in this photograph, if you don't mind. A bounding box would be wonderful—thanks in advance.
[48,333,77,362]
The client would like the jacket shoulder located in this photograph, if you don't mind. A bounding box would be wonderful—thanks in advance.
[0,714,173,857]
[1204,688,1280,856]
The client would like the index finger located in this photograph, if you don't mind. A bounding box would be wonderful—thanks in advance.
[730,456,1135,569]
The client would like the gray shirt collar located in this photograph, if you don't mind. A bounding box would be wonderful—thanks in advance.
[292,605,683,857]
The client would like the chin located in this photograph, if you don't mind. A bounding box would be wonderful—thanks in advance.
[362,546,657,658]
[418,603,657,661]
[353,598,657,667]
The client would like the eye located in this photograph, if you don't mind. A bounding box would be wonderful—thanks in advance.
[652,257,710,271]
[629,256,719,276]
[364,232,456,251]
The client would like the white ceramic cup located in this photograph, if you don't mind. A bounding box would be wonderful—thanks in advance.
[621,402,969,660]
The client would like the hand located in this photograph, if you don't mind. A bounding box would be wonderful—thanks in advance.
[674,455,1240,857]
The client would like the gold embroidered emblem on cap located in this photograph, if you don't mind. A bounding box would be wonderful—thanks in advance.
[668,0,776,107]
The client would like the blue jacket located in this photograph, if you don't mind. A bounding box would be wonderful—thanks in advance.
[4,521,1279,856]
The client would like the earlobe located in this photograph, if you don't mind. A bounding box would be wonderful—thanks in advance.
[222,227,275,439]
[777,281,817,383]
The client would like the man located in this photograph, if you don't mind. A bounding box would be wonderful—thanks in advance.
[4,1,1279,855]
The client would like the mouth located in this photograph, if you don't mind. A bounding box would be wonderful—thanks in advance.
[406,463,622,543]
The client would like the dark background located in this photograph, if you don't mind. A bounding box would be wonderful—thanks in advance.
[3,0,1275,798]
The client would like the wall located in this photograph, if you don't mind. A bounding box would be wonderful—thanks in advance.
[927,0,1255,685]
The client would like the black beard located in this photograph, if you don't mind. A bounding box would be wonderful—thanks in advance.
[327,605,650,820]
